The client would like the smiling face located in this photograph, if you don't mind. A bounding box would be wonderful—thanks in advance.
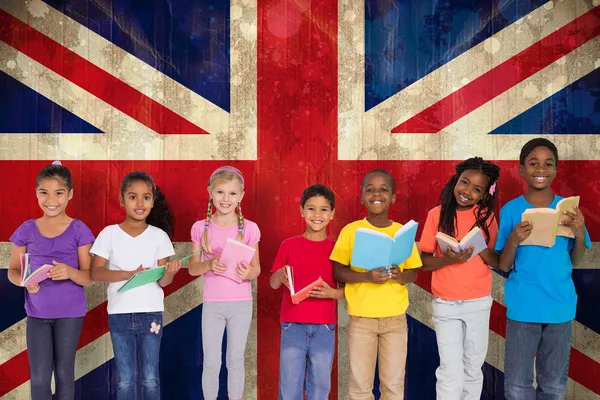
[121,180,154,222]
[209,178,244,217]
[520,145,557,191]
[453,169,490,211]
[361,172,396,216]
[301,195,334,234]
[36,178,73,217]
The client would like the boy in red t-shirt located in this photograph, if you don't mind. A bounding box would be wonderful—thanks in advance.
[270,184,344,400]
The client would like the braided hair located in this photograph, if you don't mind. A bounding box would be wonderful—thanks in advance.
[438,157,500,242]
[202,166,245,254]
[120,172,174,238]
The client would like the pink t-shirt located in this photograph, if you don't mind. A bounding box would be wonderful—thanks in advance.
[190,218,260,302]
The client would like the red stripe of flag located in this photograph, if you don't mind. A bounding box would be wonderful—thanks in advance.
[0,272,199,397]
[392,6,600,134]
[0,10,209,135]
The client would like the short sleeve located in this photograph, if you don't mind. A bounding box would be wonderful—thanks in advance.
[330,225,352,265]
[487,214,499,250]
[75,220,95,247]
[9,220,33,247]
[418,209,438,253]
[244,221,261,246]
[190,221,205,244]
[157,230,175,260]
[90,227,111,259]
[402,243,423,270]
[271,241,288,273]
[495,205,514,252]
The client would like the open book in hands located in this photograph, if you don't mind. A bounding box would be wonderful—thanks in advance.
[285,265,325,305]
[19,253,51,287]
[351,220,418,271]
[215,238,256,283]
[520,196,580,247]
[435,227,487,261]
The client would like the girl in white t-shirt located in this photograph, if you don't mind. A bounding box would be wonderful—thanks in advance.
[188,166,261,400]
[90,172,181,400]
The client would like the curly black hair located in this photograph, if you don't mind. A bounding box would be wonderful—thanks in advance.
[438,157,500,242]
[519,137,558,166]
[120,172,174,238]
[362,169,396,193]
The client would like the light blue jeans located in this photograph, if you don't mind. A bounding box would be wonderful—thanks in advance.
[278,322,336,400]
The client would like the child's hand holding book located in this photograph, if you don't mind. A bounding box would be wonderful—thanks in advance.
[367,266,392,284]
[442,247,474,265]
[307,281,343,299]
[208,258,227,273]
[274,267,289,288]
[26,283,40,294]
[508,222,533,247]
[561,205,586,239]
[236,260,252,280]
[164,260,181,276]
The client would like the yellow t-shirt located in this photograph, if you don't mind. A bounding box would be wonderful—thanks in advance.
[330,219,422,318]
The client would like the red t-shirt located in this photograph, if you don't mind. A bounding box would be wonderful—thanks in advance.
[271,235,337,324]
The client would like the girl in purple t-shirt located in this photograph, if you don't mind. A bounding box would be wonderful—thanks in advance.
[7,161,95,400]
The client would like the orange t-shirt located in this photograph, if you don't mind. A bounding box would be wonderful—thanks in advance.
[418,206,498,301]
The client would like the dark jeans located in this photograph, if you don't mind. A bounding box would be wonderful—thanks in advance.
[505,318,572,400]
[26,316,84,400]
[108,312,163,400]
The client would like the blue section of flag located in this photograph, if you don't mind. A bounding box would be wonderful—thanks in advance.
[491,68,600,134]
[573,270,600,336]
[74,304,229,399]
[364,0,547,111]
[0,71,102,133]
[0,271,26,333]
[43,0,231,112]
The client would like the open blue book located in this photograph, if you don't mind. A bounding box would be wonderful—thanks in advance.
[351,220,419,270]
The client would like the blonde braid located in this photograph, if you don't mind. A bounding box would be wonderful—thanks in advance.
[236,202,245,242]
[202,199,214,254]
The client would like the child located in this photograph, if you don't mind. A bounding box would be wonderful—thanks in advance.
[188,166,260,400]
[90,171,181,400]
[418,157,500,400]
[270,184,344,400]
[7,161,94,400]
[496,138,591,399]
[331,169,422,400]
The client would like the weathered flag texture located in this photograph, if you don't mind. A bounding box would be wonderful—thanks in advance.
[0,0,599,399]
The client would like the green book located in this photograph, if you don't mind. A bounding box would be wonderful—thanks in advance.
[118,267,165,293]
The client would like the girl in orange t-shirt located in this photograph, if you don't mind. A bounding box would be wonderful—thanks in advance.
[418,157,500,400]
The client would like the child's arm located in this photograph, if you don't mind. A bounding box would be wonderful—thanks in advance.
[479,248,500,268]
[47,244,94,286]
[563,207,588,266]
[91,255,143,282]
[333,262,390,284]
[390,266,418,284]
[308,281,345,299]
[270,267,289,289]
[237,244,261,280]
[7,244,25,286]
[158,258,181,287]
[498,221,532,272]
[187,242,227,276]
[420,248,474,271]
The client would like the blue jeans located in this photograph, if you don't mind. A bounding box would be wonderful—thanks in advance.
[108,312,163,400]
[505,318,572,400]
[278,322,335,400]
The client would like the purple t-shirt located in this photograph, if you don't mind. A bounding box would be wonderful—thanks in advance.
[10,219,95,318]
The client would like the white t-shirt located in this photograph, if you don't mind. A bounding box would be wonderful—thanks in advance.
[91,224,175,314]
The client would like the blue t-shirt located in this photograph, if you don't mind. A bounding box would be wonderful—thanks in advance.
[495,195,592,323]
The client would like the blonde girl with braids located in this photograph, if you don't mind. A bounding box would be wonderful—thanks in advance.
[188,166,261,400]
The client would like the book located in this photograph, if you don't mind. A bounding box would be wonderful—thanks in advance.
[117,250,202,293]
[214,237,256,283]
[285,265,325,305]
[520,196,580,247]
[350,220,419,270]
[19,253,51,287]
[435,227,487,261]
[118,266,165,293]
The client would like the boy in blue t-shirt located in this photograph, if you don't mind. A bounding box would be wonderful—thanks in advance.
[496,138,592,399]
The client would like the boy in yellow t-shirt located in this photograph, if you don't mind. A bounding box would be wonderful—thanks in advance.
[331,169,422,400]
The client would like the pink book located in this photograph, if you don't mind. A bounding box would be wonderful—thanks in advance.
[285,265,325,305]
[214,238,256,283]
[19,253,51,287]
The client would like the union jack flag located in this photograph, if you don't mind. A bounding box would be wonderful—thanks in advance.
[0,0,598,399]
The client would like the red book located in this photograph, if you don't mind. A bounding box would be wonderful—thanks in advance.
[285,265,325,305]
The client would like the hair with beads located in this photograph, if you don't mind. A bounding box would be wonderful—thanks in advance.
[438,157,500,242]
[120,171,174,238]
[202,166,245,254]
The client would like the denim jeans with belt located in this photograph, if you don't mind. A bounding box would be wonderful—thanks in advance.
[108,312,163,400]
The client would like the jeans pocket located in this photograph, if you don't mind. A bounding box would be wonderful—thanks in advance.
[281,322,293,331]
[324,324,336,332]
